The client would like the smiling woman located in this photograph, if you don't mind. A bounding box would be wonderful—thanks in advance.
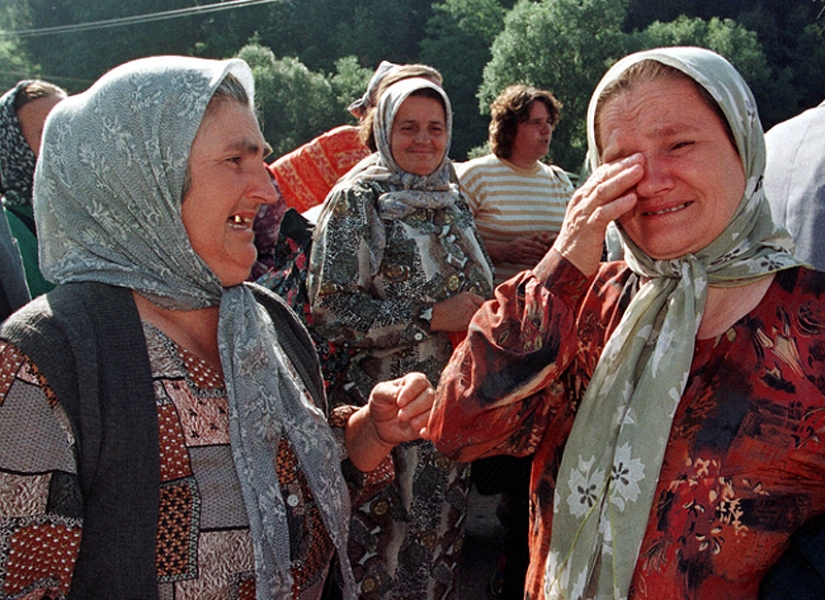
[428,47,825,600]
[308,77,493,598]
[0,55,437,599]
[181,87,277,288]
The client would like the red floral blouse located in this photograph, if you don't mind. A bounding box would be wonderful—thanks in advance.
[430,251,825,600]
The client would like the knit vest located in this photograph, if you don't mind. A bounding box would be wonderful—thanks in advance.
[0,281,325,599]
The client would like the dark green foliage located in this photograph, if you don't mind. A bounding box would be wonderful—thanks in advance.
[0,0,822,164]
[420,0,506,159]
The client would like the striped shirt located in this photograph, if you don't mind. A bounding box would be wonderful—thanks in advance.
[457,154,574,284]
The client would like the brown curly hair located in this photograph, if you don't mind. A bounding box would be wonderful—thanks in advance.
[489,85,561,160]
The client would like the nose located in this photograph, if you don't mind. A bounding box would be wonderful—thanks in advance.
[634,154,673,198]
[251,164,279,205]
[414,128,429,143]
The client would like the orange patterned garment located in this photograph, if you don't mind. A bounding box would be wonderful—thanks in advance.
[269,125,370,214]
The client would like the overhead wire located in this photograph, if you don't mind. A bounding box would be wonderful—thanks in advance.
[0,0,282,39]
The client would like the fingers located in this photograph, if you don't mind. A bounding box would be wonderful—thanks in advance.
[576,153,645,221]
[395,372,435,412]
[553,153,644,276]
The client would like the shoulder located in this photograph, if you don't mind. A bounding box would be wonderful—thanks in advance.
[539,163,574,186]
[456,154,502,177]
[773,266,825,303]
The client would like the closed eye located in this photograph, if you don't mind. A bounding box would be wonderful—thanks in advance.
[671,141,694,151]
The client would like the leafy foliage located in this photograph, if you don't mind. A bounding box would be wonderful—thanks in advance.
[420,0,506,159]
[480,0,628,170]
[1,0,823,164]
[237,43,371,157]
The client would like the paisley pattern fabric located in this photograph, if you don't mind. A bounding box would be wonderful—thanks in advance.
[308,77,493,598]
[546,46,802,600]
[32,56,353,598]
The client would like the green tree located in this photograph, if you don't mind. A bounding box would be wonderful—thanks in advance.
[328,55,374,117]
[20,0,202,92]
[630,15,771,92]
[480,0,629,171]
[0,0,37,91]
[420,0,506,160]
[237,43,371,158]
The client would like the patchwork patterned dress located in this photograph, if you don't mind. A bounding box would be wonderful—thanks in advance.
[0,323,390,599]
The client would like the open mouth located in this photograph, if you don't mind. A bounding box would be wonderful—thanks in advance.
[643,202,689,217]
[228,215,254,230]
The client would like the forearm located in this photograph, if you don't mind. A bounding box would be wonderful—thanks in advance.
[429,253,588,458]
[344,405,396,472]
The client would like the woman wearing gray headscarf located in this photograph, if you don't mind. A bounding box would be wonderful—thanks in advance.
[309,77,493,599]
[0,56,435,599]
[429,46,825,600]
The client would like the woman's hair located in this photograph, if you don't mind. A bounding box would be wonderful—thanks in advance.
[489,85,562,159]
[204,72,251,116]
[14,80,67,112]
[359,64,443,152]
[593,59,736,156]
[183,72,252,199]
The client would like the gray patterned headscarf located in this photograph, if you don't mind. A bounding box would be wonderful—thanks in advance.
[347,60,398,119]
[34,55,354,599]
[545,47,801,600]
[322,77,463,274]
[0,80,36,207]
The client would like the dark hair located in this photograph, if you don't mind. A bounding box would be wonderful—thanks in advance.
[360,65,444,152]
[14,80,67,112]
[593,60,736,156]
[488,85,562,159]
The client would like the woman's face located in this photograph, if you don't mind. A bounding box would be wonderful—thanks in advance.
[17,95,63,158]
[181,97,278,287]
[598,76,745,260]
[390,94,447,176]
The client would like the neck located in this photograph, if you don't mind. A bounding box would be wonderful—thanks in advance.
[505,153,539,170]
[132,291,222,373]
[697,275,775,340]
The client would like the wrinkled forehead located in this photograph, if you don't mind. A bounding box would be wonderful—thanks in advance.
[586,47,760,175]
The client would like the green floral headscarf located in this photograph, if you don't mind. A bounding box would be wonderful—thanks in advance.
[544,46,800,600]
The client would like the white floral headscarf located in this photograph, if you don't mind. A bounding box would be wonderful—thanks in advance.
[34,55,354,599]
[545,46,801,600]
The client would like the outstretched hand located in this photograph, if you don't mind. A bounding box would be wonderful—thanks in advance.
[346,372,435,472]
[369,372,435,444]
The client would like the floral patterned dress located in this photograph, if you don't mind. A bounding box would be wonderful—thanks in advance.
[309,178,493,599]
[430,252,825,600]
